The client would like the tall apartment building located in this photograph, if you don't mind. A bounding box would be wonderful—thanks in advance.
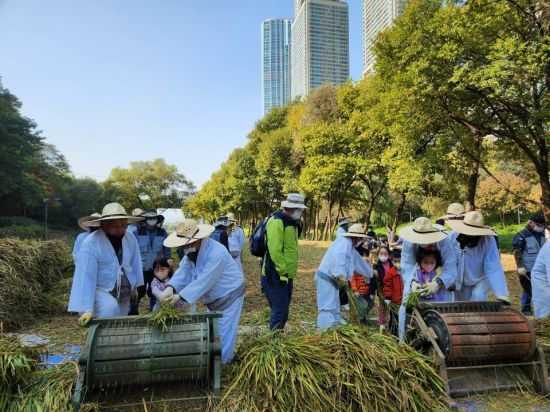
[291,0,349,99]
[261,18,292,115]
[363,0,405,75]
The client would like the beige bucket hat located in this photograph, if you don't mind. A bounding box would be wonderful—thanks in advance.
[342,223,368,238]
[447,211,497,236]
[399,217,448,244]
[77,213,101,231]
[164,219,215,248]
[85,203,144,226]
[440,203,465,220]
[131,208,144,217]
[281,193,307,209]
[226,212,238,222]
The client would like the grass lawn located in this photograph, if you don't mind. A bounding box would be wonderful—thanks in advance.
[19,239,550,411]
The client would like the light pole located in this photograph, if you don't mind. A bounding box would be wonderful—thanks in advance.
[517,206,522,226]
[43,197,61,240]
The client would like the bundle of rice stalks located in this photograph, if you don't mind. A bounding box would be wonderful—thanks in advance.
[404,290,422,308]
[0,238,72,331]
[10,361,79,412]
[533,318,550,357]
[147,302,190,331]
[0,335,44,410]
[215,326,446,412]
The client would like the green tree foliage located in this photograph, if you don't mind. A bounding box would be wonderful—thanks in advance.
[105,158,196,210]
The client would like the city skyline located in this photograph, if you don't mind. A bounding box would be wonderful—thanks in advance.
[291,0,349,100]
[261,18,292,116]
[363,0,405,75]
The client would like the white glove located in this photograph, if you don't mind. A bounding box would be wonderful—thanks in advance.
[158,287,174,302]
[424,280,441,296]
[78,311,93,326]
[169,293,181,305]
[411,281,419,293]
[517,267,527,276]
[384,299,391,306]
[496,295,510,304]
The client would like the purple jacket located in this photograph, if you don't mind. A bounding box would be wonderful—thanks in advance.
[415,268,446,302]
[151,277,187,311]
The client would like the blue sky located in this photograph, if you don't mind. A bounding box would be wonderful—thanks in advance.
[0,0,363,187]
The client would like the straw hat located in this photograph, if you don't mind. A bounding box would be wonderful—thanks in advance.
[213,216,231,228]
[85,203,144,226]
[399,217,448,244]
[342,223,368,238]
[77,213,101,231]
[338,217,350,227]
[447,211,497,236]
[281,193,307,209]
[226,212,238,222]
[164,219,215,248]
[440,203,465,220]
[131,208,144,217]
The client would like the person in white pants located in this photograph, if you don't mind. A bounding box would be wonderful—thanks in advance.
[159,219,245,364]
[315,223,373,330]
[68,203,144,325]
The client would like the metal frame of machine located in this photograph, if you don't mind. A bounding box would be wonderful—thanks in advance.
[72,312,222,411]
[411,301,550,399]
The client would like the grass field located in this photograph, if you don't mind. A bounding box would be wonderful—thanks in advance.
[19,239,550,411]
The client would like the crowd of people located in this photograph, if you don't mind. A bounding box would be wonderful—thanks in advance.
[67,195,550,363]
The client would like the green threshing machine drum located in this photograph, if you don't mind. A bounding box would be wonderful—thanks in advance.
[73,312,222,410]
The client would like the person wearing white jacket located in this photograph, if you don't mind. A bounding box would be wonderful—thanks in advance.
[315,223,373,330]
[158,219,245,364]
[68,203,144,325]
[531,242,550,318]
[398,217,456,343]
[447,211,509,303]
[227,212,245,273]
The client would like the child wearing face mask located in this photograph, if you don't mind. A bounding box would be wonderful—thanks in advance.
[369,247,393,330]
[412,248,446,302]
[150,257,187,311]
[383,249,403,336]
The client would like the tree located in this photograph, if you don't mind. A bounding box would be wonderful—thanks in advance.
[477,171,532,226]
[105,158,196,210]
[375,0,550,219]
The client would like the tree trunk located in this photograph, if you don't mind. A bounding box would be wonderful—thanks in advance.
[364,199,375,231]
[500,212,506,229]
[326,199,334,242]
[465,135,481,211]
[391,191,407,234]
[314,208,320,241]
[320,214,329,241]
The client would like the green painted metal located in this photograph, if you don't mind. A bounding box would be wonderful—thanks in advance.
[73,312,222,410]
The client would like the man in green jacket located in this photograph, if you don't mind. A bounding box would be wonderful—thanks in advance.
[262,193,307,329]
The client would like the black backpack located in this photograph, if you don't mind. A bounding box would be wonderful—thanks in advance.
[249,213,275,257]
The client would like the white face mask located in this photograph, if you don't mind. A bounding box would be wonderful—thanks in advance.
[146,219,158,227]
[292,210,303,220]
[378,255,389,262]
[534,225,545,233]
[185,246,197,254]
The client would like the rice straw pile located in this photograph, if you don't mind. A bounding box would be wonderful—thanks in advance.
[0,238,73,331]
[533,318,550,359]
[215,326,446,412]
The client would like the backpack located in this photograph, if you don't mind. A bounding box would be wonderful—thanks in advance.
[249,213,275,257]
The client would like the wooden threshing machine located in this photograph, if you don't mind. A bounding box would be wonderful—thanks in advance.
[411,301,550,398]
[72,312,222,410]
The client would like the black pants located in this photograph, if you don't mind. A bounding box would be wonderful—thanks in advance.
[261,276,294,330]
[129,269,155,315]
[519,272,532,312]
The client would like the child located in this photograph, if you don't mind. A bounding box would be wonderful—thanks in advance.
[383,249,403,336]
[150,257,187,311]
[371,246,394,331]
[412,247,447,302]
[350,269,370,324]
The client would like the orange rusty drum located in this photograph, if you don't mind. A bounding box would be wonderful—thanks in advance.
[423,307,536,363]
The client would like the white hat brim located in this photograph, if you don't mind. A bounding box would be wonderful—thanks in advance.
[398,226,448,244]
[342,232,368,238]
[84,216,144,227]
[78,216,100,231]
[281,201,307,209]
[164,224,215,248]
[447,219,496,236]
